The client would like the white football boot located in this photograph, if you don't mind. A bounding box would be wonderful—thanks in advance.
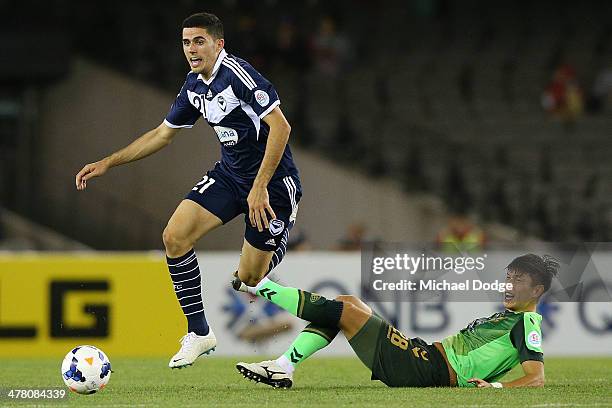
[168,331,216,369]
[236,360,293,389]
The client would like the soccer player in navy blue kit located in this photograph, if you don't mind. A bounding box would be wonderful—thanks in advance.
[75,12,301,368]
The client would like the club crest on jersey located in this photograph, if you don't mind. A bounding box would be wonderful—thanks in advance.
[217,95,227,112]
[254,90,270,107]
[527,330,541,347]
[269,219,285,236]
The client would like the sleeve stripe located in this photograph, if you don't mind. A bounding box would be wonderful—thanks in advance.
[222,59,257,90]
[258,99,280,119]
[163,119,193,129]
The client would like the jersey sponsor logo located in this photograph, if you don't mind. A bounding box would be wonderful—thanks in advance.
[254,90,270,107]
[213,126,238,146]
[269,219,285,236]
[265,238,276,246]
[527,330,541,347]
[217,95,227,112]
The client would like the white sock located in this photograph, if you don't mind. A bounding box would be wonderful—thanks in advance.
[275,354,295,375]
[246,276,270,295]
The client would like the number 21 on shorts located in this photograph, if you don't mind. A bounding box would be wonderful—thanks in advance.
[193,175,216,194]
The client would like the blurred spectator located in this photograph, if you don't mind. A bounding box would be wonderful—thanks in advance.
[586,63,612,114]
[233,14,268,70]
[436,210,486,253]
[309,15,351,77]
[336,223,367,251]
[541,64,584,126]
[274,17,311,72]
[274,16,314,148]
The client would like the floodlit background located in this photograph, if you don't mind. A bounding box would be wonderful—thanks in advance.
[0,0,611,362]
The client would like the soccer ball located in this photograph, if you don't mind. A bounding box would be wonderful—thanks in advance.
[61,345,111,394]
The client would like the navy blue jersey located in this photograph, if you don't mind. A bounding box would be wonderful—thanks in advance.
[164,49,299,183]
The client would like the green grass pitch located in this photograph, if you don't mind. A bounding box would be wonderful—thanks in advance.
[0,357,610,407]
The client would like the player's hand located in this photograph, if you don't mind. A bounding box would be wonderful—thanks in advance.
[75,159,110,190]
[468,378,492,388]
[247,185,276,232]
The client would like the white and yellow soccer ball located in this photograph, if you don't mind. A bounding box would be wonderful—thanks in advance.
[61,345,111,394]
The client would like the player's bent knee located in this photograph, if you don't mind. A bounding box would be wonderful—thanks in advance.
[338,301,371,338]
[335,295,361,308]
[335,295,371,314]
[162,227,191,258]
[335,295,356,303]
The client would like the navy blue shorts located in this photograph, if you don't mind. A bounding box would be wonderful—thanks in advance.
[185,163,302,251]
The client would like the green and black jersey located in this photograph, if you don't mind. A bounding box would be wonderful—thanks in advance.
[442,310,544,387]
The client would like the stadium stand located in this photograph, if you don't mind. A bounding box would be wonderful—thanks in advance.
[1,0,611,247]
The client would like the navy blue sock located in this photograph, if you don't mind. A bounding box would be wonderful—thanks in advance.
[267,220,293,274]
[166,248,209,336]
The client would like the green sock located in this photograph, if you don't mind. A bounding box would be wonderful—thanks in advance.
[282,324,339,367]
[255,278,344,327]
[254,278,300,314]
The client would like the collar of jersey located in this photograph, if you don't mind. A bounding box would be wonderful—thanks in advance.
[197,48,227,85]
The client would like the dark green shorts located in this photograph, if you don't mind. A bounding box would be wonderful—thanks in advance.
[348,315,450,387]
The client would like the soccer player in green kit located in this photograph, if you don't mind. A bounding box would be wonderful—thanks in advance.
[233,254,559,389]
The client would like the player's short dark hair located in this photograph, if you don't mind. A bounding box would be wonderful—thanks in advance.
[506,254,560,293]
[182,12,224,39]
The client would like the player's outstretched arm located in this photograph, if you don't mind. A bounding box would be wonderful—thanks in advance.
[468,360,545,388]
[75,122,180,190]
[247,107,291,231]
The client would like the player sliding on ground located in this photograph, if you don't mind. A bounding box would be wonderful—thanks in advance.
[232,254,559,388]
